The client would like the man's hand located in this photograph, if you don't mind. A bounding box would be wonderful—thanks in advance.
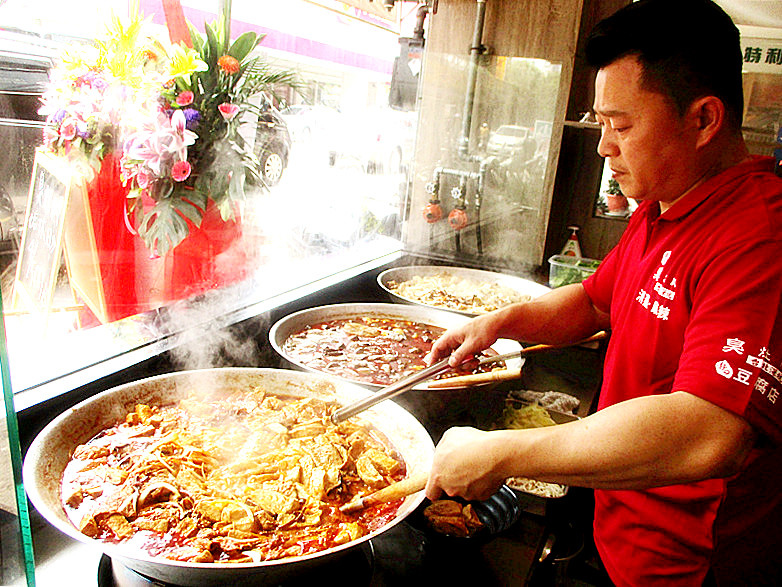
[425,427,511,502]
[423,392,757,504]
[425,313,502,368]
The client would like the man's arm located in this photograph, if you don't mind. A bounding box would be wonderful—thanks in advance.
[427,283,610,368]
[425,391,757,501]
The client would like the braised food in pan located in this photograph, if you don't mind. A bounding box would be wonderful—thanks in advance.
[385,272,533,314]
[282,316,504,386]
[423,500,484,538]
[61,388,407,563]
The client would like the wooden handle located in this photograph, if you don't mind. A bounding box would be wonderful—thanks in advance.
[426,367,522,389]
[340,471,429,513]
[520,330,608,355]
[425,331,608,389]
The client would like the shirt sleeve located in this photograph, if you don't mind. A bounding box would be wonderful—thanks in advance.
[673,238,782,444]
[582,245,619,314]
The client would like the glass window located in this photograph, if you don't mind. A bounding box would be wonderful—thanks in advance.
[0,0,422,405]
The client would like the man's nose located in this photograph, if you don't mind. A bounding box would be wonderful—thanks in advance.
[597,128,618,158]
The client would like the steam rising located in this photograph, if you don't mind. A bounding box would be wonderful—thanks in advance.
[160,298,279,401]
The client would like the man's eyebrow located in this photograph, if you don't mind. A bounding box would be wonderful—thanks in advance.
[593,108,629,117]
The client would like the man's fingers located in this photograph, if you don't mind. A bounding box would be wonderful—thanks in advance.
[424,477,443,501]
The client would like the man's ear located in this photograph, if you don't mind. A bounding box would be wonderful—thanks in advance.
[689,96,726,149]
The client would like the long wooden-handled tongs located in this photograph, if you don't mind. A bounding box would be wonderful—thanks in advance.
[330,331,607,424]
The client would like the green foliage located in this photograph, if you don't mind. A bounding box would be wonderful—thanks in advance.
[606,178,624,196]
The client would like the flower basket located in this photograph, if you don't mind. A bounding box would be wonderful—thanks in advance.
[163,199,248,301]
[39,8,300,320]
[63,152,167,324]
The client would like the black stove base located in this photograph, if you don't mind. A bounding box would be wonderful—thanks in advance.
[97,521,442,587]
[97,502,592,587]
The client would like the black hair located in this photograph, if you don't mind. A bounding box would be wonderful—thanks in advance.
[585,0,744,131]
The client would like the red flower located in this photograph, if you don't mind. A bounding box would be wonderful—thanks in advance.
[176,91,194,106]
[217,55,240,74]
[171,160,192,182]
[218,103,239,121]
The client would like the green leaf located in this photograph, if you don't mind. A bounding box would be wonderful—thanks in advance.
[228,32,256,62]
[174,197,204,226]
[188,23,204,52]
[217,196,235,221]
[137,196,209,256]
[228,165,245,202]
[204,22,219,63]
[181,188,208,212]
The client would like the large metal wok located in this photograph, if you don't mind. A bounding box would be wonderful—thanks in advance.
[22,368,435,586]
[269,303,523,436]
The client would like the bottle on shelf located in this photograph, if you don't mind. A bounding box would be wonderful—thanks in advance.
[561,225,582,257]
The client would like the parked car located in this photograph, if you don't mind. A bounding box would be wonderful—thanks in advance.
[486,124,535,159]
[327,107,417,175]
[254,97,292,186]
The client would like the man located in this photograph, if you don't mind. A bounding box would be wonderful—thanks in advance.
[423,1,782,584]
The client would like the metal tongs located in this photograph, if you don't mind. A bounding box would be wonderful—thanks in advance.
[330,331,607,424]
[331,355,454,424]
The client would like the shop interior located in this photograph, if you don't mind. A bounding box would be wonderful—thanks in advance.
[1,0,781,585]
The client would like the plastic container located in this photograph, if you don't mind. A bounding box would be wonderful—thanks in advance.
[548,254,601,288]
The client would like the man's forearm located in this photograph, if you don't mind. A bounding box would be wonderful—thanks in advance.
[494,283,609,345]
[498,392,756,490]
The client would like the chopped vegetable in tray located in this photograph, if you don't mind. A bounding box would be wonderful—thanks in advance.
[500,402,568,499]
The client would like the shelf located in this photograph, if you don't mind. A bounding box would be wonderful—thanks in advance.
[563,120,601,130]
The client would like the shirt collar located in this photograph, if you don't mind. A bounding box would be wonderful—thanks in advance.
[655,155,774,222]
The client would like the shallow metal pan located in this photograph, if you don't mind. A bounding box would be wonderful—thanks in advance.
[268,303,524,438]
[22,368,435,586]
[377,265,550,317]
[268,302,524,390]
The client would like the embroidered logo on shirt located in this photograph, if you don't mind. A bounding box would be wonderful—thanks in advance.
[715,359,734,379]
[722,338,746,354]
[635,250,676,320]
[716,337,755,386]
[717,339,780,404]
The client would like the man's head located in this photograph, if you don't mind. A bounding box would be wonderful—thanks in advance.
[586,0,744,133]
[586,0,747,209]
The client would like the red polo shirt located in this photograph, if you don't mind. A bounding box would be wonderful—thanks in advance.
[582,156,782,586]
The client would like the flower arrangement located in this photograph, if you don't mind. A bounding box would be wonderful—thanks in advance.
[39,13,164,168]
[40,7,299,255]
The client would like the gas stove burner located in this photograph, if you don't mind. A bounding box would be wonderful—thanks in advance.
[97,543,375,587]
[96,522,433,587]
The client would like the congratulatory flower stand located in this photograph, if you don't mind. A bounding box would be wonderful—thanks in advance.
[34,5,299,323]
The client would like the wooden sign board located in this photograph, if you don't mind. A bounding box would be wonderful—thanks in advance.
[12,150,73,325]
[62,174,109,324]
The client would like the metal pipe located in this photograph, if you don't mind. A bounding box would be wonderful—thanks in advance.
[433,166,481,182]
[458,0,487,159]
[413,3,429,41]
